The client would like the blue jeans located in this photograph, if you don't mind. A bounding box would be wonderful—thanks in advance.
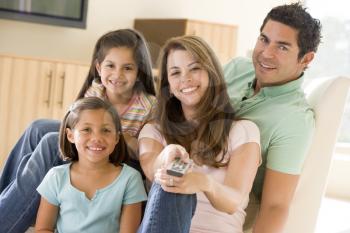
[138,183,197,233]
[0,119,64,233]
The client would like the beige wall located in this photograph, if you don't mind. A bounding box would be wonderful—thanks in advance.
[0,0,292,64]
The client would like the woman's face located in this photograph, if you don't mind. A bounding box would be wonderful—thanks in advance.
[166,49,209,120]
[96,47,138,100]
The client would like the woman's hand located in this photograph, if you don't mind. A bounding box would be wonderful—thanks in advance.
[154,167,211,194]
[138,138,190,182]
[159,144,190,167]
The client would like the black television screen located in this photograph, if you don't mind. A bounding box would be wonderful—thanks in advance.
[0,0,88,29]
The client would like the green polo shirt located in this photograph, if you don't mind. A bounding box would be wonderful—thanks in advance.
[224,57,315,198]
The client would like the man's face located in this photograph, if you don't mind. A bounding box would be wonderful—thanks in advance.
[252,20,314,88]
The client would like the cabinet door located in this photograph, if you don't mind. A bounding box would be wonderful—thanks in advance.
[50,62,67,120]
[0,55,89,167]
[51,63,89,119]
[0,57,52,165]
[186,20,237,64]
[218,26,237,63]
[36,61,55,118]
[187,20,214,42]
[0,55,13,165]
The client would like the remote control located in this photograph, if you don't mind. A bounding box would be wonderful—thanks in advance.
[166,158,191,177]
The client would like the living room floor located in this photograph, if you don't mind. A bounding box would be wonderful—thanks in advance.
[316,196,350,233]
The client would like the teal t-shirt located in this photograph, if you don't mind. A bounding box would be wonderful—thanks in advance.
[224,57,315,198]
[37,163,147,233]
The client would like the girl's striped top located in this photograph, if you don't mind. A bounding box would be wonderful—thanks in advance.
[84,79,157,137]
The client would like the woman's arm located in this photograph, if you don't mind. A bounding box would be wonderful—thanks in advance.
[35,197,59,233]
[205,142,260,214]
[119,202,143,233]
[159,142,260,214]
[139,137,189,182]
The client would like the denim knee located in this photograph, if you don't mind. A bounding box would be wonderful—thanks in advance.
[39,132,60,155]
[27,119,60,137]
[138,183,196,233]
[24,132,63,181]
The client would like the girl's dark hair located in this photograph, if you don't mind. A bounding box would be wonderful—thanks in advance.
[156,35,235,167]
[59,97,129,165]
[77,29,155,99]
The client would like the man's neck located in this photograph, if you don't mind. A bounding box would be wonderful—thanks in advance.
[253,79,260,95]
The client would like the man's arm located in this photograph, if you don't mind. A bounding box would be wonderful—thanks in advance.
[253,169,299,233]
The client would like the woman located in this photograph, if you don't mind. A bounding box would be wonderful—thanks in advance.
[137,35,261,233]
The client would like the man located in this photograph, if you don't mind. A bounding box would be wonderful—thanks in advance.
[137,3,321,233]
[224,3,321,232]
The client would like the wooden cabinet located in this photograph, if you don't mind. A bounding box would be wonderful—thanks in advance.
[0,54,89,166]
[134,19,238,65]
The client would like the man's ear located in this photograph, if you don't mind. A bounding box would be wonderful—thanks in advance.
[66,128,75,143]
[301,51,315,68]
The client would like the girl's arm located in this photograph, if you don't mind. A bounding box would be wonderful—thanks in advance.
[119,202,142,233]
[159,142,260,214]
[35,197,59,233]
[123,133,139,158]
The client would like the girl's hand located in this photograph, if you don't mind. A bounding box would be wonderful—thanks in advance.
[154,167,210,194]
[159,144,190,167]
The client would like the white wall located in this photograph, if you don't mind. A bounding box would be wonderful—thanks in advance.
[326,145,350,200]
[0,0,292,64]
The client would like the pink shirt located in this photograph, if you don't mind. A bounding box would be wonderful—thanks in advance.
[139,120,261,233]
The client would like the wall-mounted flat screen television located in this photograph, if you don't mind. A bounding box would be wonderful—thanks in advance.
[0,0,88,29]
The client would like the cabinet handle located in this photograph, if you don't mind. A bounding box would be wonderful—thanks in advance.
[58,72,65,107]
[45,70,53,107]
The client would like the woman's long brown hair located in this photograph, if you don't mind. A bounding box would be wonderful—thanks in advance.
[156,35,235,167]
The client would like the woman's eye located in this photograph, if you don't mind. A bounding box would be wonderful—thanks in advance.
[191,66,201,72]
[102,128,111,133]
[124,66,134,71]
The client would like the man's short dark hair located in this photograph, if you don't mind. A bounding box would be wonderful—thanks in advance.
[260,2,322,59]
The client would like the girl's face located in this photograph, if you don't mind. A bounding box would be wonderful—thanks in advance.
[96,47,138,100]
[66,109,119,165]
[167,49,209,120]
